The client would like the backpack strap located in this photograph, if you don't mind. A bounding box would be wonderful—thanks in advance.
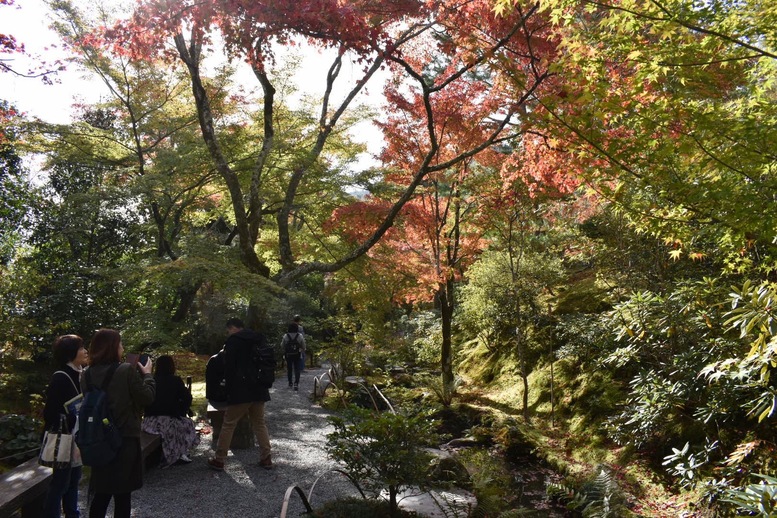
[84,363,120,392]
[102,363,120,390]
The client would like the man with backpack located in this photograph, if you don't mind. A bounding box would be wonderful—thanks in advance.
[292,314,306,371]
[207,318,273,471]
[205,348,227,409]
[282,322,306,391]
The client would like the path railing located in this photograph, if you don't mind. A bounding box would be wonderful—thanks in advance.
[313,363,394,413]
[279,468,367,518]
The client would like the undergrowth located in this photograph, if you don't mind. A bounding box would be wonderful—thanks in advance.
[312,497,420,517]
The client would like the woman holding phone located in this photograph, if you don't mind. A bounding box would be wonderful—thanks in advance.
[83,329,155,518]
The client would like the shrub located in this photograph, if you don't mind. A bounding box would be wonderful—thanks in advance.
[721,474,777,516]
[0,414,41,465]
[312,497,420,517]
[326,406,438,515]
[547,466,632,517]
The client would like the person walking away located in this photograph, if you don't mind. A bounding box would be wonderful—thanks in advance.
[282,322,306,391]
[292,314,305,369]
[42,335,88,518]
[83,329,155,518]
[141,355,199,467]
[207,318,272,471]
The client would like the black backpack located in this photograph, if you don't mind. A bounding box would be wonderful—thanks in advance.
[250,339,276,389]
[76,364,123,466]
[205,351,227,403]
[284,333,301,355]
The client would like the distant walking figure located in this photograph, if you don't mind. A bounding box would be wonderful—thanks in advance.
[282,322,306,391]
[293,315,306,370]
[207,318,272,471]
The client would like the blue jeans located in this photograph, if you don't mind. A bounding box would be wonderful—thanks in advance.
[286,353,303,385]
[43,465,81,518]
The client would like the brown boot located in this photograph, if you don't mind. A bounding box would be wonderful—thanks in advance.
[207,458,224,471]
[259,456,272,470]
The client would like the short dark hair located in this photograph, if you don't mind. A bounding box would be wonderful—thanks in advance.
[89,329,122,365]
[226,318,244,329]
[293,315,302,322]
[287,322,299,333]
[53,335,83,366]
[155,355,175,376]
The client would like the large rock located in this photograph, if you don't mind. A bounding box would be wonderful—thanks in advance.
[425,448,472,489]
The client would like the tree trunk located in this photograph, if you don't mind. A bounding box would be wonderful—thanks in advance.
[516,325,530,421]
[246,301,266,332]
[174,32,269,278]
[389,486,399,517]
[171,282,202,323]
[439,279,455,399]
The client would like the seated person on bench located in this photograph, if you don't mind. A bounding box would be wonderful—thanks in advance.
[141,355,199,467]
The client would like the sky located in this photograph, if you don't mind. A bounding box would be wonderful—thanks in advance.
[1,0,97,123]
[1,0,386,162]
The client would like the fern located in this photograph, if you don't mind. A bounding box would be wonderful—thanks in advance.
[470,494,503,518]
[547,467,630,518]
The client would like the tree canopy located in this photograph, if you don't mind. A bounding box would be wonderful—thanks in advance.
[2,0,777,512]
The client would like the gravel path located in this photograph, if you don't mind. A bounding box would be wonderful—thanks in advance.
[79,364,361,517]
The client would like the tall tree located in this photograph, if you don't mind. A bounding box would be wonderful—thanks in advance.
[0,101,31,265]
[490,0,777,500]
[94,0,558,288]
[331,159,490,393]
[495,0,777,273]
[321,0,562,389]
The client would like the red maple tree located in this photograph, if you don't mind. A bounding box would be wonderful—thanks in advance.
[88,0,566,291]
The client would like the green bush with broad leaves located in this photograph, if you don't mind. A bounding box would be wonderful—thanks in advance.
[721,475,777,516]
[326,406,438,515]
[0,414,42,465]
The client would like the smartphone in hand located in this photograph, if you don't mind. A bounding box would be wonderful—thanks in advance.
[126,353,150,368]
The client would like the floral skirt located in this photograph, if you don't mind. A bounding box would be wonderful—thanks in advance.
[141,416,200,466]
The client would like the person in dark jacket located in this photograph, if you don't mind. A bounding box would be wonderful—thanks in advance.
[281,322,306,391]
[207,318,272,471]
[82,329,155,518]
[42,334,88,518]
[141,355,199,467]
[293,314,305,370]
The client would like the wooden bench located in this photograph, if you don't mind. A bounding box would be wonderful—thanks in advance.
[141,431,162,468]
[0,433,162,518]
[0,457,52,518]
